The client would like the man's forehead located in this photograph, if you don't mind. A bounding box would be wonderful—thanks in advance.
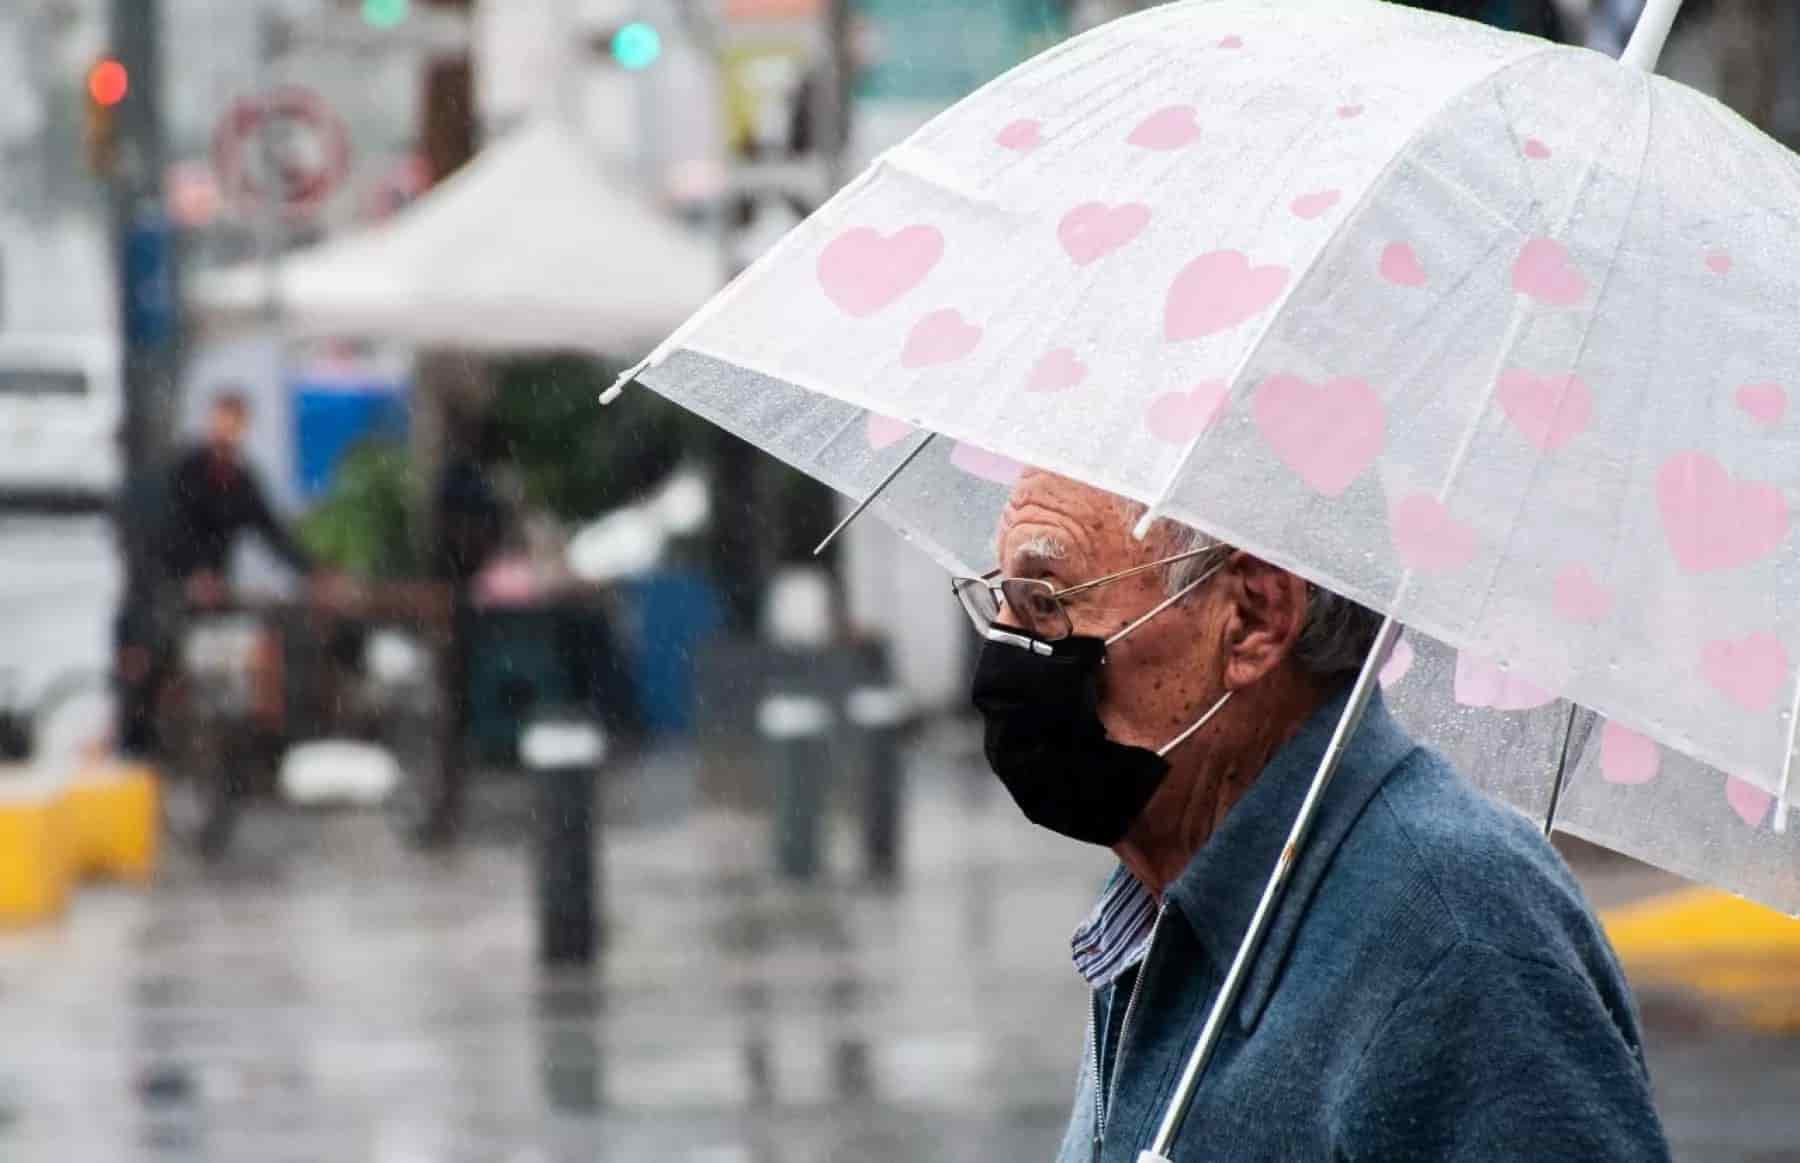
[998,472,1131,564]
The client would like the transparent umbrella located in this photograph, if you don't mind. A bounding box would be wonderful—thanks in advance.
[607,0,1795,1154]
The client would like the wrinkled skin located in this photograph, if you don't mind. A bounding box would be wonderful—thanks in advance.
[995,469,1323,893]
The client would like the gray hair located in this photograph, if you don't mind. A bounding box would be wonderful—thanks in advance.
[1118,499,1382,679]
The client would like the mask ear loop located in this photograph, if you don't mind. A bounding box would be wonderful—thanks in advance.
[1157,690,1233,758]
[1092,557,1233,757]
[1104,560,1225,648]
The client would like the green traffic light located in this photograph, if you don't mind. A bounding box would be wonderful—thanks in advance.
[363,0,409,30]
[611,22,662,70]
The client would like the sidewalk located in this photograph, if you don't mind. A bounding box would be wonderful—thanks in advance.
[0,728,1791,1161]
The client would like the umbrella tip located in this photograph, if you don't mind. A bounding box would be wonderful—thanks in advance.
[600,358,650,406]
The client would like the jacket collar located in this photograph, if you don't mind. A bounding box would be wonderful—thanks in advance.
[1161,685,1417,1033]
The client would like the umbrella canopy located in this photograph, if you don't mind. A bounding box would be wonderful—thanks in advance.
[622,0,1800,915]
[191,121,719,354]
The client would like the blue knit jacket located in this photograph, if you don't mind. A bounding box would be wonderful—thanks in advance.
[1056,688,1671,1162]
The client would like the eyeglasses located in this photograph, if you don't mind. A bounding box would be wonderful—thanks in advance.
[952,546,1229,646]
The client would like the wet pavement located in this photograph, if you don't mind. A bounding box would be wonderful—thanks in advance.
[0,727,1794,1162]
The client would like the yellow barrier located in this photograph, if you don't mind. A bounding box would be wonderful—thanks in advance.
[0,769,72,926]
[1604,887,1800,1033]
[0,761,160,928]
[60,763,160,883]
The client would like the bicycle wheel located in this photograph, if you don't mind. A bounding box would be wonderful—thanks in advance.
[382,705,455,848]
[156,685,240,861]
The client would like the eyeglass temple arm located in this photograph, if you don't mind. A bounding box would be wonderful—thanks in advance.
[1060,545,1222,600]
[1103,563,1222,646]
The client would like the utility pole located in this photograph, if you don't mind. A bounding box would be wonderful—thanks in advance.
[416,0,483,496]
[415,0,481,844]
[108,0,178,613]
[819,0,852,193]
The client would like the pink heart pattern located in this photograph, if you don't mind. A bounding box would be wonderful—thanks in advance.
[1553,564,1614,624]
[1524,137,1552,160]
[817,225,945,318]
[1599,721,1660,785]
[1025,348,1087,394]
[1059,202,1152,266]
[1701,632,1790,712]
[1219,34,1244,49]
[1736,382,1786,427]
[1512,237,1589,307]
[901,309,983,369]
[1656,451,1789,574]
[865,413,914,451]
[1146,380,1229,445]
[1379,242,1428,288]
[1454,651,1554,711]
[950,442,1023,487]
[1496,369,1592,452]
[1164,250,1290,342]
[1128,105,1201,150]
[996,119,1042,151]
[1253,375,1384,496]
[1378,635,1415,689]
[1706,250,1733,275]
[1391,494,1479,572]
[1337,104,1364,120]
[1726,776,1774,829]
[1290,190,1342,220]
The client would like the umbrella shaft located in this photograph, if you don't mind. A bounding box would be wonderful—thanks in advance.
[1145,616,1404,1158]
[1621,0,1683,71]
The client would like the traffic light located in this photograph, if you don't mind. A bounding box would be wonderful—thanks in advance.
[84,57,128,177]
[362,0,409,29]
[88,59,129,107]
[611,22,662,70]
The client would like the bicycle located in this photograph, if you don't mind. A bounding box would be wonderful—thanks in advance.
[152,583,452,861]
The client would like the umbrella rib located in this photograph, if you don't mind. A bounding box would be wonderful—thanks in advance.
[1777,680,1800,835]
[811,431,938,556]
[1454,76,1656,638]
[1541,703,1584,837]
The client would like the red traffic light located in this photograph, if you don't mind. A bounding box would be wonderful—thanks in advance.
[88,59,129,107]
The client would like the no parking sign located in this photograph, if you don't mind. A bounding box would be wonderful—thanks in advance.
[212,87,351,219]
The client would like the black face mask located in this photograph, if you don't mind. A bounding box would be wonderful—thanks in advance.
[970,630,1174,847]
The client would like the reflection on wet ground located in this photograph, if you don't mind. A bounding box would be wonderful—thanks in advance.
[0,729,1101,1162]
[0,730,1792,1161]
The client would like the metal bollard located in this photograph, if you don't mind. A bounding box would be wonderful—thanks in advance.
[523,715,608,966]
[759,692,832,881]
[847,686,911,883]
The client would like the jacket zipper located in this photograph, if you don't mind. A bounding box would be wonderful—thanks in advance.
[1094,905,1166,1159]
[1087,1004,1105,1159]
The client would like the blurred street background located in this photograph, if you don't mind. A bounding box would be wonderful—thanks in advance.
[0,1,1798,1159]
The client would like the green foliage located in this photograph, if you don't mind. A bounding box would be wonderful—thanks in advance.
[490,355,711,522]
[298,440,422,579]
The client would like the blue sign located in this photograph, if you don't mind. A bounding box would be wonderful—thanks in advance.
[291,378,409,499]
[123,212,175,348]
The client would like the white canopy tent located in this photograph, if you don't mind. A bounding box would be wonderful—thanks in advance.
[191,121,720,354]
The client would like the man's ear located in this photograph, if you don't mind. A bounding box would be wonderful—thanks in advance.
[1220,552,1310,691]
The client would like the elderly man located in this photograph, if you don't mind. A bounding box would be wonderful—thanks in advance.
[959,470,1670,1162]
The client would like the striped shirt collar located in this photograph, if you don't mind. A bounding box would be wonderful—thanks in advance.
[1070,865,1158,989]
